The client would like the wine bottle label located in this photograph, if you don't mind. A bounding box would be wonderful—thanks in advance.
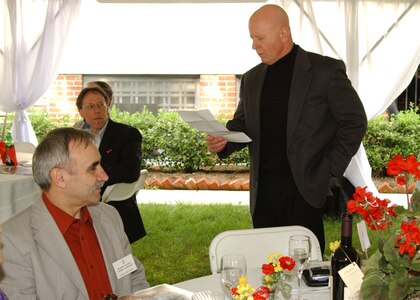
[344,287,361,300]
[338,262,363,293]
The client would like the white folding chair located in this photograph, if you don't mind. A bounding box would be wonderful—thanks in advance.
[208,226,323,274]
[13,142,37,165]
[14,142,37,153]
[102,169,148,203]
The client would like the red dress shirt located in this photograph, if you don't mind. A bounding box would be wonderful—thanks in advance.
[43,194,113,299]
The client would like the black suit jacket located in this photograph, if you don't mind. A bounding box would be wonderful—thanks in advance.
[99,119,146,242]
[219,46,367,214]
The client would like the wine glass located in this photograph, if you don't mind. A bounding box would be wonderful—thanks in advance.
[289,235,311,300]
[192,291,226,300]
[220,254,247,298]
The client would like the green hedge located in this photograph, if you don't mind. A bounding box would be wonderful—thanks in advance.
[4,105,419,174]
[363,105,420,176]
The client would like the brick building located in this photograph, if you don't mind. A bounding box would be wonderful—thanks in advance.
[40,74,239,123]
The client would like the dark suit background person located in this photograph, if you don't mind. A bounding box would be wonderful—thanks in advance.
[76,87,146,243]
[205,4,367,253]
[0,128,149,299]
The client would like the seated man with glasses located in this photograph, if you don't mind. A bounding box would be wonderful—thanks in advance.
[76,87,146,243]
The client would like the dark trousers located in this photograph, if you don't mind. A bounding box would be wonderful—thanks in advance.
[253,169,325,254]
[107,196,146,244]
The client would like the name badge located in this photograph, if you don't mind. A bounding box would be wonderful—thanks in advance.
[112,254,138,279]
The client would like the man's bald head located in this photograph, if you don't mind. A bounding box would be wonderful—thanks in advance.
[249,4,294,65]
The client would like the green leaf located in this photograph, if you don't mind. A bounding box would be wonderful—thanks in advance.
[408,275,420,293]
[361,274,388,299]
[389,276,410,300]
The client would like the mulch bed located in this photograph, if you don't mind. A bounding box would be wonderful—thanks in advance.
[144,166,411,193]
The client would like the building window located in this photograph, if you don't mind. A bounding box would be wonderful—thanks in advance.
[83,75,199,114]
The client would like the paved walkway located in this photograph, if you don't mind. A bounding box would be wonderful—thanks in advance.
[137,189,409,208]
[137,189,249,205]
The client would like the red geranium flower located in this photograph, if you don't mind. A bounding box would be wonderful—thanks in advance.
[252,285,270,300]
[261,263,274,275]
[395,220,420,258]
[231,287,239,295]
[279,256,296,271]
[386,154,405,175]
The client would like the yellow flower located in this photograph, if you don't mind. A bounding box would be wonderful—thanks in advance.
[329,240,340,252]
[274,264,283,272]
[233,277,255,300]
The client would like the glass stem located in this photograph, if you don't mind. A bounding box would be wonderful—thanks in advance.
[297,270,303,300]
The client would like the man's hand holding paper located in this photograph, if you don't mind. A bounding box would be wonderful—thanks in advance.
[177,109,251,143]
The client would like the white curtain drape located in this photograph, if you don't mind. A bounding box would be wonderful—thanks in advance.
[0,0,80,145]
[276,0,420,193]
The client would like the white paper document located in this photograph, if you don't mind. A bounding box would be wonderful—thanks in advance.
[177,109,251,143]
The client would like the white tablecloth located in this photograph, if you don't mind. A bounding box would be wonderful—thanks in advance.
[0,172,40,223]
[174,263,331,300]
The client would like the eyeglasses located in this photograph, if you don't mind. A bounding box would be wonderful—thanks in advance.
[82,102,108,111]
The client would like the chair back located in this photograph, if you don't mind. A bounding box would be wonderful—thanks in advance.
[0,112,7,141]
[102,169,148,203]
[14,142,36,153]
[208,226,322,274]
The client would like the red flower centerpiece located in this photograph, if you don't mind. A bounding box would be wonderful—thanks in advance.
[347,154,420,300]
[231,253,296,300]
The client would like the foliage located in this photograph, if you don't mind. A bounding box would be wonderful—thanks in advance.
[110,107,247,172]
[364,105,420,176]
[109,106,159,169]
[1,111,75,143]
[347,155,420,300]
[7,104,417,173]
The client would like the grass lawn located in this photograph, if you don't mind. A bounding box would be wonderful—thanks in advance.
[131,203,380,287]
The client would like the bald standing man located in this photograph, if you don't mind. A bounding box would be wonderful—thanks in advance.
[206,4,367,253]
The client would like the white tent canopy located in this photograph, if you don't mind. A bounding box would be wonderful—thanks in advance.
[0,0,80,145]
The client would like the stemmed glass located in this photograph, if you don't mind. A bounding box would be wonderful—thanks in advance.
[192,291,226,300]
[289,235,311,300]
[220,254,247,298]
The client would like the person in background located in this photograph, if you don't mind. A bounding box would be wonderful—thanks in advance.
[74,81,113,129]
[76,86,147,243]
[0,128,149,298]
[205,4,367,253]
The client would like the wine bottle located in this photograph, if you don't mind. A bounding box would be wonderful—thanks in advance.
[331,213,360,300]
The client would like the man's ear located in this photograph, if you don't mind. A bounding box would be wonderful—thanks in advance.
[280,26,290,40]
[78,108,85,119]
[50,167,66,189]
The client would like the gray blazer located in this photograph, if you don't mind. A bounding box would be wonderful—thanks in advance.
[0,198,149,299]
[220,46,367,213]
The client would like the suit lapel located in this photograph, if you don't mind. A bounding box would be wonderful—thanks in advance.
[31,200,88,298]
[99,119,115,156]
[88,206,119,292]
[248,64,267,140]
[287,47,312,148]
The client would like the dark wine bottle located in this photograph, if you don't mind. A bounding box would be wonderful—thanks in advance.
[331,213,360,300]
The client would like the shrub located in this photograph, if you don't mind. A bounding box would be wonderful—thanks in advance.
[363,105,420,176]
[4,104,418,175]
